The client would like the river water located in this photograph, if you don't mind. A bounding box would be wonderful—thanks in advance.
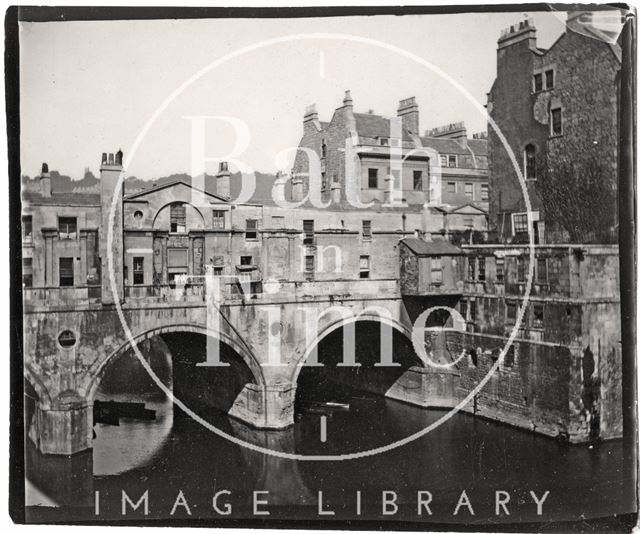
[26,387,635,525]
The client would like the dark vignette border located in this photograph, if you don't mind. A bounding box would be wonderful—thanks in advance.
[5,3,637,531]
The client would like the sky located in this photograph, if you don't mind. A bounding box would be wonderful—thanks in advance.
[19,10,568,180]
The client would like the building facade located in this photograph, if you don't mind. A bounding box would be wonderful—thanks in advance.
[487,13,621,244]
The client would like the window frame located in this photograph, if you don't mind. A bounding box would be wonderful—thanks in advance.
[448,155,458,168]
[22,257,33,287]
[447,182,456,194]
[413,170,423,191]
[362,220,372,241]
[533,73,543,92]
[464,183,474,200]
[169,203,186,233]
[550,107,562,136]
[359,255,370,279]
[133,256,145,285]
[59,257,74,287]
[22,215,33,244]
[245,219,258,240]
[495,257,505,283]
[524,144,537,180]
[58,216,77,240]
[303,219,315,245]
[304,254,315,273]
[536,258,548,283]
[478,256,486,282]
[212,210,225,229]
[545,69,554,89]
[430,256,443,285]
[467,257,476,280]
[367,168,379,189]
[480,183,489,200]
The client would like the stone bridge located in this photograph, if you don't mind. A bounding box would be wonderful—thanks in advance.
[24,278,452,455]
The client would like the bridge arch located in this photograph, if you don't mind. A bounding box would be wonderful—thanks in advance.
[292,309,420,385]
[83,323,266,402]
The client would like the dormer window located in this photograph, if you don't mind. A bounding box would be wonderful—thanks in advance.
[448,155,458,168]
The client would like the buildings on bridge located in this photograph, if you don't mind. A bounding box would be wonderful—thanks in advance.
[21,10,622,455]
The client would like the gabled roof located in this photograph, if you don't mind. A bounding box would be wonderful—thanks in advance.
[124,179,227,202]
[401,237,463,256]
[448,202,488,215]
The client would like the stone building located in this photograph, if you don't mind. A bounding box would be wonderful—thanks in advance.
[291,91,488,237]
[487,12,621,244]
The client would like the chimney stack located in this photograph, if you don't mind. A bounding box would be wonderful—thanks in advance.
[99,149,124,304]
[425,121,468,148]
[39,162,51,197]
[216,161,230,199]
[343,90,353,108]
[497,18,537,53]
[397,97,419,135]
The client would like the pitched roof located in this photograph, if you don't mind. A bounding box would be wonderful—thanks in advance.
[22,190,100,206]
[354,113,412,141]
[420,136,488,157]
[124,179,227,202]
[401,237,463,256]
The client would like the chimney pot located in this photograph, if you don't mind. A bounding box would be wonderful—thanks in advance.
[343,90,353,107]
[41,162,48,174]
[115,149,123,166]
[102,153,108,165]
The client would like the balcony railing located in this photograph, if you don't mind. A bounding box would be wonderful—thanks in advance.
[125,283,206,302]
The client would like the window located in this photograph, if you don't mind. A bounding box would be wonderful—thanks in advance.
[362,220,372,241]
[478,257,486,282]
[506,301,517,323]
[517,257,526,282]
[524,144,536,180]
[58,330,76,348]
[321,172,327,192]
[58,217,77,239]
[133,210,143,226]
[321,140,327,158]
[304,255,315,272]
[537,258,548,283]
[170,203,186,233]
[439,155,448,167]
[359,255,370,279]
[250,281,262,295]
[368,168,379,189]
[460,300,468,319]
[413,170,423,191]
[447,182,456,194]
[213,210,225,229]
[59,257,74,287]
[303,220,314,244]
[551,108,562,136]
[22,258,32,287]
[22,216,32,243]
[379,137,389,146]
[496,257,505,283]
[533,304,544,327]
[513,213,528,235]
[467,257,476,280]
[480,183,489,200]
[168,249,188,282]
[545,69,554,89]
[448,155,457,168]
[245,219,258,240]
[240,255,252,266]
[469,300,477,322]
[133,257,144,285]
[213,267,223,276]
[430,256,442,285]
[464,183,474,199]
[533,73,543,92]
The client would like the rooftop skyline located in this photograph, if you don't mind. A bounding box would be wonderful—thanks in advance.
[20,10,567,180]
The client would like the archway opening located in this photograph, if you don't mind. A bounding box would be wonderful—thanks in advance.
[92,330,259,476]
[295,320,423,411]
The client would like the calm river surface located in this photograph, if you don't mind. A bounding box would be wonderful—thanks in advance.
[26,388,635,525]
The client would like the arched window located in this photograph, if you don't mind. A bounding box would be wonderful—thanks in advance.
[524,144,536,180]
[170,203,186,233]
